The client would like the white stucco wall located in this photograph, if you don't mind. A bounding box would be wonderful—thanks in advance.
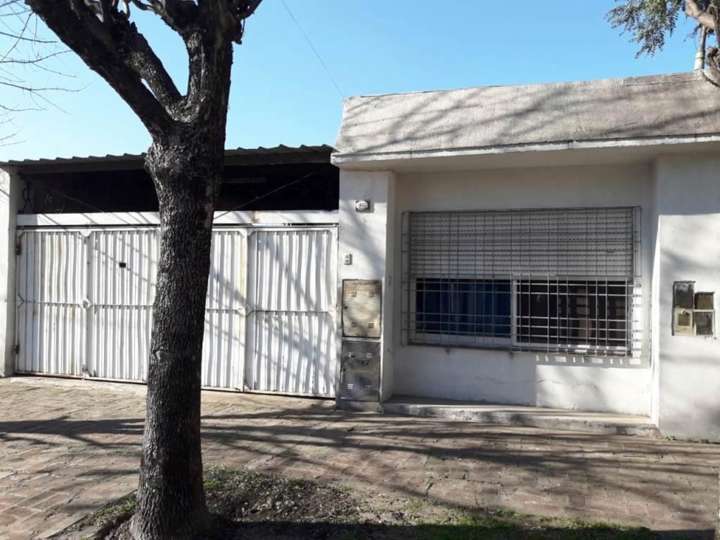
[338,171,396,401]
[654,155,720,440]
[388,163,656,416]
[0,167,18,377]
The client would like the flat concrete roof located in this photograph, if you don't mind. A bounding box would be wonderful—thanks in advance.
[333,71,720,167]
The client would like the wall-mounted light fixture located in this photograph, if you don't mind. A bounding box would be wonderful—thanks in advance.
[354,199,371,212]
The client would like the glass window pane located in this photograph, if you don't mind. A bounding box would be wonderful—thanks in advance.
[416,279,510,338]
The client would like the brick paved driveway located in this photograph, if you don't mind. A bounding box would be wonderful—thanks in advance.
[0,377,718,539]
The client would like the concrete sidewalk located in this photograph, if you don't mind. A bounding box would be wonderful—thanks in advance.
[0,376,718,539]
[382,395,659,436]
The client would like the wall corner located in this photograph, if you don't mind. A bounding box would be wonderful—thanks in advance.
[336,169,396,403]
[0,166,18,378]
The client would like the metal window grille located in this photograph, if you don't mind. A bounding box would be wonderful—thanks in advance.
[402,207,641,356]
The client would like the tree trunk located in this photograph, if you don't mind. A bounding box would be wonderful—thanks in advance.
[129,131,222,539]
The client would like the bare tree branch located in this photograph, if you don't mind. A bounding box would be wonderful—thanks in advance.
[686,0,719,31]
[0,48,65,63]
[0,0,75,140]
[25,0,175,135]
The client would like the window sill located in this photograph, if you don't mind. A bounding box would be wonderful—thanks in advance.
[404,340,646,366]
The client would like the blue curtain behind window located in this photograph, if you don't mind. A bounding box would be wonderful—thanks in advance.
[416,279,511,337]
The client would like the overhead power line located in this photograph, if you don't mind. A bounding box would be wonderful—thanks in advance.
[280,0,344,99]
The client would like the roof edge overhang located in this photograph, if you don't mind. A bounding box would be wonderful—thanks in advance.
[331,134,720,171]
[2,144,335,175]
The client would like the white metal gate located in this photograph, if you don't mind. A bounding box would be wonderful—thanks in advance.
[15,222,338,397]
[15,230,87,377]
[245,229,336,396]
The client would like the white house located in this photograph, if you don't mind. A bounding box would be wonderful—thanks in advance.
[332,71,720,441]
[2,72,720,442]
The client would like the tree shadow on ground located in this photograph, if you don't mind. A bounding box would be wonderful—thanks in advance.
[214,521,712,540]
[3,380,719,537]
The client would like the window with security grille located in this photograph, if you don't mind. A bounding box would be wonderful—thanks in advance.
[403,208,639,356]
[415,278,511,337]
[515,279,630,352]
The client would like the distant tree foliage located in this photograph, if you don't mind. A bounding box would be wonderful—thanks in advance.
[609,0,720,76]
[608,0,686,56]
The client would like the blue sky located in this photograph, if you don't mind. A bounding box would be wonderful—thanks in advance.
[0,1,700,161]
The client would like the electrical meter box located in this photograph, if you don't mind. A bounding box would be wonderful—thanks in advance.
[694,292,715,336]
[673,282,715,337]
[673,282,694,336]
[342,280,382,338]
[339,340,380,401]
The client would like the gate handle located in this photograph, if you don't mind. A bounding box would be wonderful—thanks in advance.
[81,298,92,309]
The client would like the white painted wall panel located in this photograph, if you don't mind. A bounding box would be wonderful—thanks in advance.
[337,171,396,401]
[654,156,720,440]
[383,163,655,415]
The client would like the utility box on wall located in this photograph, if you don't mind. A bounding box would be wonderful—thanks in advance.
[694,292,715,336]
[339,340,381,401]
[342,279,382,338]
[673,281,715,337]
[340,279,382,401]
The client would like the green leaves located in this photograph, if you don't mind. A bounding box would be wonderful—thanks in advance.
[607,0,685,56]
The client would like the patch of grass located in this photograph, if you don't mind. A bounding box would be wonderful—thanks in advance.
[58,494,136,539]
[91,495,136,527]
[410,510,656,540]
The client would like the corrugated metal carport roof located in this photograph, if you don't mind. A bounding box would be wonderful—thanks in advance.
[3,144,334,173]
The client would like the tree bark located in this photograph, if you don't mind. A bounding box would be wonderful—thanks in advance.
[22,3,253,538]
[129,129,223,539]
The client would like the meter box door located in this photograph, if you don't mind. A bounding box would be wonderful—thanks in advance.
[340,280,382,401]
[673,282,695,336]
[342,280,382,338]
[673,282,716,337]
[694,292,715,336]
[339,340,380,401]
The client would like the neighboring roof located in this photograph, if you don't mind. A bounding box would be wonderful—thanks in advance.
[3,144,334,173]
[333,71,720,165]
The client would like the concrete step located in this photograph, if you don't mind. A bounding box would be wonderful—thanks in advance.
[381,397,659,437]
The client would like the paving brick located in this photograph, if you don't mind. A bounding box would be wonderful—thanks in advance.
[0,376,718,536]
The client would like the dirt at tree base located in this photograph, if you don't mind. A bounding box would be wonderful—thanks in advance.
[62,468,365,540]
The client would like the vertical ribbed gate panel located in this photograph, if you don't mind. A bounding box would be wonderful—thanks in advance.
[15,225,337,397]
[245,229,337,397]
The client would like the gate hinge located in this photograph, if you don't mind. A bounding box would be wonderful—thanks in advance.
[15,237,21,256]
[13,343,19,355]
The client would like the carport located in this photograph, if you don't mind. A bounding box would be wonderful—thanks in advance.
[0,145,340,397]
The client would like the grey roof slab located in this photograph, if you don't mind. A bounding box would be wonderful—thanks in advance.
[334,71,720,161]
